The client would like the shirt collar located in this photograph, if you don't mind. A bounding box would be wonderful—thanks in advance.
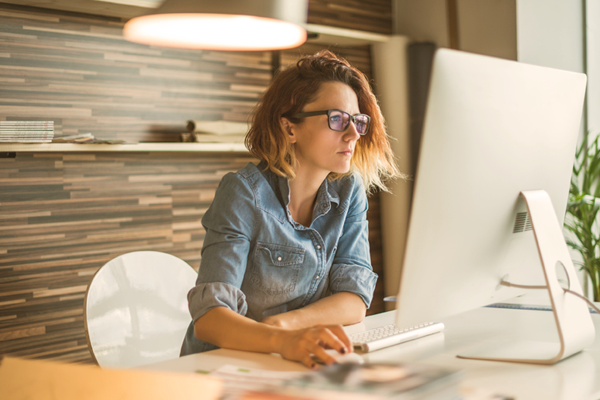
[276,174,341,208]
[274,171,341,227]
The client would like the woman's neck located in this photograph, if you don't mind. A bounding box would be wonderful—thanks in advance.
[287,169,328,227]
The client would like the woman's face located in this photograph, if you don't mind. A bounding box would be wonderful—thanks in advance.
[284,81,362,179]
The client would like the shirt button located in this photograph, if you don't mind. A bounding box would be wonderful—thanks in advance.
[277,256,282,261]
[316,245,321,250]
[316,275,320,279]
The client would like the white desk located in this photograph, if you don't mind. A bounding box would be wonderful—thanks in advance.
[139,305,600,400]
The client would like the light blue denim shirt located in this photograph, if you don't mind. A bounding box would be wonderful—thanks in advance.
[180,161,378,355]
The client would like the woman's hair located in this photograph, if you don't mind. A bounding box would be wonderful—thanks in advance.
[245,50,401,194]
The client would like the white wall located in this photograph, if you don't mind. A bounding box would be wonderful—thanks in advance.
[515,0,587,281]
[371,36,412,307]
[586,0,600,136]
[516,0,584,74]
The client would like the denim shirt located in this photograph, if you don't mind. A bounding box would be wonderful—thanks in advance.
[180,161,378,356]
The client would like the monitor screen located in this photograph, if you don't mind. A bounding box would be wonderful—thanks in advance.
[394,49,591,362]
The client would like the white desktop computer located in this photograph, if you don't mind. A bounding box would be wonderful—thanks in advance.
[394,49,595,364]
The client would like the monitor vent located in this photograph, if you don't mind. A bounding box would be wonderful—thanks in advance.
[513,212,532,233]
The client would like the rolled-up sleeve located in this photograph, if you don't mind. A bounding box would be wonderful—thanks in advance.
[188,282,248,322]
[187,172,255,322]
[329,176,378,308]
[330,264,378,308]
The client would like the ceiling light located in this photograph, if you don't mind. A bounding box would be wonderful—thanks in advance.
[123,0,308,51]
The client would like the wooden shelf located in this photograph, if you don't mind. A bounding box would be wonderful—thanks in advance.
[1,142,248,153]
[306,24,390,46]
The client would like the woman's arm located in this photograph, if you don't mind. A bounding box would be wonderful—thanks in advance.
[193,307,352,368]
[261,292,366,330]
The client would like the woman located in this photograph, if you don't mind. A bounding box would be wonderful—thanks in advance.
[181,50,399,369]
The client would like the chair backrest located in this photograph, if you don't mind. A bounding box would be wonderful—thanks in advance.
[84,251,197,368]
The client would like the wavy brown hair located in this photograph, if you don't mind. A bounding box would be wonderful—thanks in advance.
[245,50,400,193]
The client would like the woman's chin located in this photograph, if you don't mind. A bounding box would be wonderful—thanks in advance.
[331,164,351,174]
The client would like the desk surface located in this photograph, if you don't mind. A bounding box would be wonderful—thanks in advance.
[139,303,600,400]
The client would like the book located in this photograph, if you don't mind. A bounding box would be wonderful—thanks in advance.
[0,129,53,131]
[192,133,245,143]
[0,128,54,143]
[51,133,126,144]
[0,131,54,137]
[0,138,52,143]
[0,120,54,124]
[0,132,54,138]
[186,120,248,135]
[51,133,94,143]
[179,132,245,143]
[0,134,54,138]
[0,121,54,128]
[0,121,55,143]
[240,363,463,400]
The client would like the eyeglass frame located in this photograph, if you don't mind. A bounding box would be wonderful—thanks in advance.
[291,109,371,135]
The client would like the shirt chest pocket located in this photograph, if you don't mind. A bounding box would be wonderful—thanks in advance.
[251,242,305,295]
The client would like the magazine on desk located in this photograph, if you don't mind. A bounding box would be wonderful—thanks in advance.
[236,362,462,400]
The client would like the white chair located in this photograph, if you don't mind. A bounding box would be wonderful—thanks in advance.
[84,251,197,368]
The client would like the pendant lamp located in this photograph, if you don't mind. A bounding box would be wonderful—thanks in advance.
[123,0,308,51]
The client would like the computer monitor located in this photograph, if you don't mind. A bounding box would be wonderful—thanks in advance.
[394,49,595,364]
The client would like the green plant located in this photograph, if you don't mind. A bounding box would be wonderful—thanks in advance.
[565,131,600,302]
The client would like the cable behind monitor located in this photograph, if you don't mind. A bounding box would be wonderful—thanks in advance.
[499,280,600,315]
[457,190,596,364]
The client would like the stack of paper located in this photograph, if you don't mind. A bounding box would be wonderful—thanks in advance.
[0,120,54,143]
[235,362,463,400]
[51,133,126,144]
[209,364,306,399]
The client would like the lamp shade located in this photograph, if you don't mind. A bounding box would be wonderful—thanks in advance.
[123,0,308,51]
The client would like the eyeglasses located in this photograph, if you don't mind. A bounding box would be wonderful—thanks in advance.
[292,109,370,135]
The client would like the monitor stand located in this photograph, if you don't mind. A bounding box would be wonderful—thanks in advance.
[457,190,596,364]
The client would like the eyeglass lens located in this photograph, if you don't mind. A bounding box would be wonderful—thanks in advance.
[328,110,369,135]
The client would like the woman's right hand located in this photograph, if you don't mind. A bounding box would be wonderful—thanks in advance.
[275,325,352,369]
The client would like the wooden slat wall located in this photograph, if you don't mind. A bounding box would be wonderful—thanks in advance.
[308,0,393,34]
[0,152,257,362]
[0,2,387,363]
[0,3,271,143]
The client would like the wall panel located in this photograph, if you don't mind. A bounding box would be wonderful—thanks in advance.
[0,153,256,362]
[0,3,271,142]
[308,0,393,34]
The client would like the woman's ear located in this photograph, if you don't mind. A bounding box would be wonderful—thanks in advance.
[281,117,297,143]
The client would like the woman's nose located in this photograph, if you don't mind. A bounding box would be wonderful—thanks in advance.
[344,121,361,141]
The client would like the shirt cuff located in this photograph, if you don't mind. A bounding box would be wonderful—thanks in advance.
[187,282,248,322]
[330,264,378,309]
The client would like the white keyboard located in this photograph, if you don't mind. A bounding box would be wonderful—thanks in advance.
[350,322,445,352]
